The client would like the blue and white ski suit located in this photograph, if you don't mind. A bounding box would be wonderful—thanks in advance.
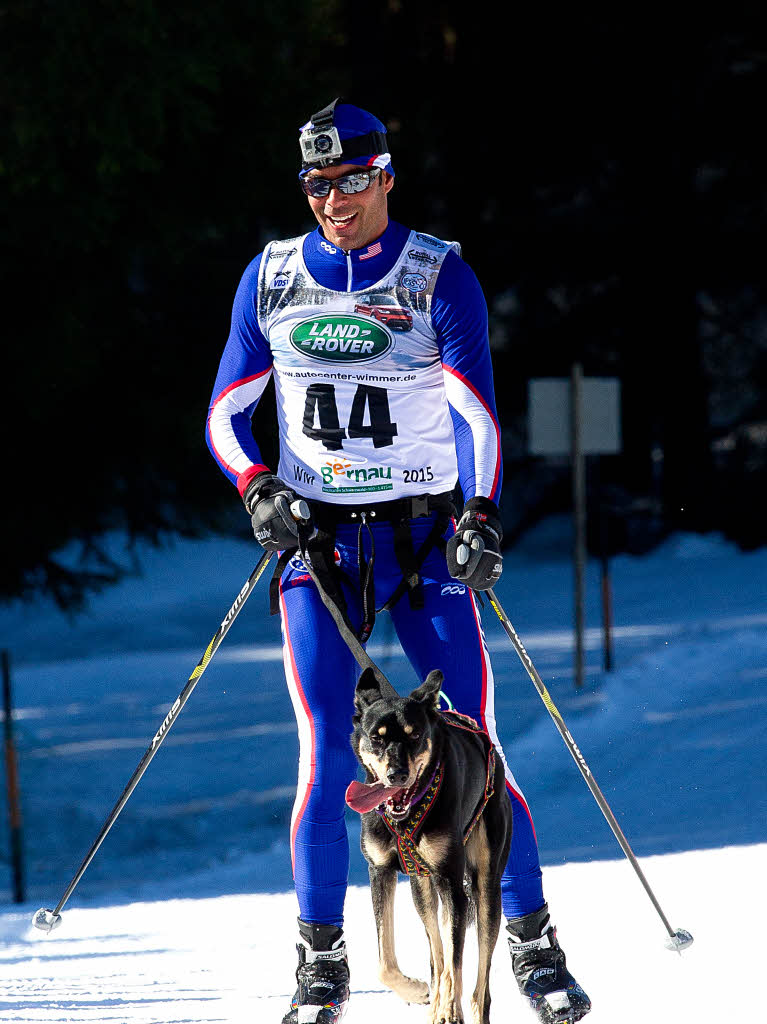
[207,220,544,927]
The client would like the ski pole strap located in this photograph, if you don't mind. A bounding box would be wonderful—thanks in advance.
[269,549,293,615]
[267,524,351,621]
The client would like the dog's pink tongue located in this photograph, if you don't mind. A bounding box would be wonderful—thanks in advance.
[345,780,402,814]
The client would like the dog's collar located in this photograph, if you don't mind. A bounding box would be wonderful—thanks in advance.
[408,761,441,809]
[380,762,444,875]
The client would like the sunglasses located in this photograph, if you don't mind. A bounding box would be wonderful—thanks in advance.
[301,167,382,198]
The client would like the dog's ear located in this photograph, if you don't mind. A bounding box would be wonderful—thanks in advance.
[410,669,443,709]
[354,667,382,712]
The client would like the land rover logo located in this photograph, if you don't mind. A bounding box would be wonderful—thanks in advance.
[289,314,392,362]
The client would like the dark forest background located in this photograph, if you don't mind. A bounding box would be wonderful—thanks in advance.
[3,3,767,608]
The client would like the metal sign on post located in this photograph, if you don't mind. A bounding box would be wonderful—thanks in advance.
[528,373,622,688]
[529,376,622,457]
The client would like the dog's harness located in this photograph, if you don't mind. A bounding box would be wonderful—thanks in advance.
[379,710,497,878]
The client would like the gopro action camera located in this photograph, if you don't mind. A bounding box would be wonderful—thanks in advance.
[300,123,344,167]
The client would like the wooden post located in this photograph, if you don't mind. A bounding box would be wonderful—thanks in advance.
[2,650,25,903]
[571,363,586,689]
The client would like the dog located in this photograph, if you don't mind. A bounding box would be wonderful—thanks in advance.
[346,667,512,1024]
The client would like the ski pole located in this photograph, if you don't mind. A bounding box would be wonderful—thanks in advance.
[485,588,694,954]
[33,533,287,934]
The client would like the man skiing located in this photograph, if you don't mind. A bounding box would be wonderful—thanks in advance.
[206,99,591,1024]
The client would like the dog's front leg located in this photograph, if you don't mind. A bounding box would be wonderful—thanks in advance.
[409,874,444,1015]
[466,818,504,1024]
[369,864,430,1004]
[435,873,468,1024]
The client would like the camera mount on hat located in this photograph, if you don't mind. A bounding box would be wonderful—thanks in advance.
[299,97,388,170]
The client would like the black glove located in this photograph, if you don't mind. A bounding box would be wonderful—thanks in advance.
[243,473,314,552]
[446,496,503,591]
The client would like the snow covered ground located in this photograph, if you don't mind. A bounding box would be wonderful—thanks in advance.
[1,519,766,1021]
[2,843,764,1023]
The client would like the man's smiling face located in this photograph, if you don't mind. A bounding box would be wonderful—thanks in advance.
[304,163,394,252]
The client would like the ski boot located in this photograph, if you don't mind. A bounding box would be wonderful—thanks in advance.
[281,919,350,1024]
[506,903,591,1023]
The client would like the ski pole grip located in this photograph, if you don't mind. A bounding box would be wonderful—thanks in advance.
[290,499,311,524]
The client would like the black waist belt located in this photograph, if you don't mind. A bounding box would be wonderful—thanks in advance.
[309,491,455,527]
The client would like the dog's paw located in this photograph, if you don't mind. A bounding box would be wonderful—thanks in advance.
[432,997,464,1024]
[380,968,430,1005]
[399,975,430,1004]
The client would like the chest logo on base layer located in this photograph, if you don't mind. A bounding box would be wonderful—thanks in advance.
[289,314,393,363]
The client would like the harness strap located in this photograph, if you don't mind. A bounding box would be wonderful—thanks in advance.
[357,513,376,643]
[273,494,455,634]
[440,711,497,845]
[380,509,452,613]
[268,523,350,620]
[296,526,395,694]
[390,519,423,610]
